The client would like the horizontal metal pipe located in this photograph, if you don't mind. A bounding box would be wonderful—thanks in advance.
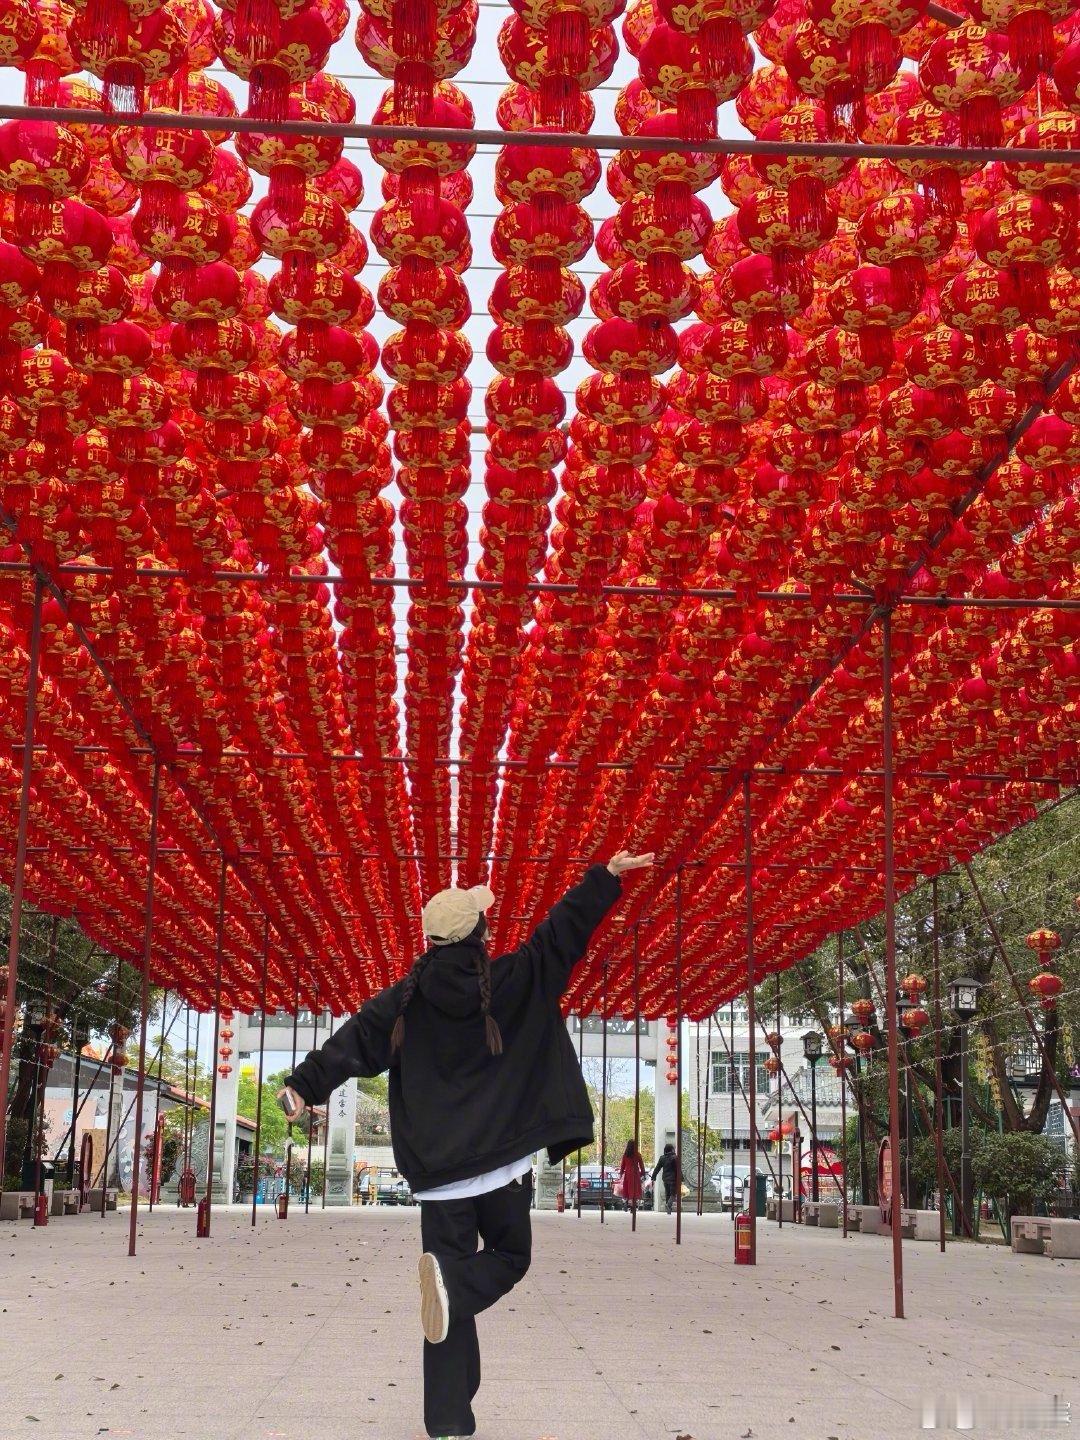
[0,104,1073,165]
[0,560,1076,609]
[8,742,1067,785]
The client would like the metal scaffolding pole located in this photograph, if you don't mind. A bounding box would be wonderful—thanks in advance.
[743,778,758,1265]
[600,961,607,1226]
[776,976,784,1228]
[838,934,848,1239]
[0,576,44,1170]
[675,865,684,1246]
[0,101,1074,165]
[932,879,947,1255]
[202,856,228,1236]
[252,918,270,1229]
[632,926,641,1235]
[882,613,906,1321]
[127,757,162,1257]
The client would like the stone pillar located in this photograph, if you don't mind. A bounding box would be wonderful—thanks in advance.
[213,1059,239,1204]
[325,1077,357,1205]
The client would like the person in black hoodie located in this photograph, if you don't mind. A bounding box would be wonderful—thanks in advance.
[278,850,653,1440]
[652,1142,682,1215]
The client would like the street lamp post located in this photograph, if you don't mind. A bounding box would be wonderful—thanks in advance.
[802,1030,824,1203]
[948,977,982,1238]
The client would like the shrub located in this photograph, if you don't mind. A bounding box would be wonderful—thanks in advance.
[973,1131,1062,1216]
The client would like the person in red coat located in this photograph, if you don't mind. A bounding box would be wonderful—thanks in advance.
[618,1139,647,1219]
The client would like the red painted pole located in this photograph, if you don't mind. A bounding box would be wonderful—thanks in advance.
[252,917,270,1228]
[202,856,228,1235]
[576,1015,584,1219]
[149,987,167,1213]
[744,776,758,1265]
[305,988,320,1214]
[632,926,640,1234]
[0,576,44,1171]
[600,962,607,1226]
[882,613,906,1320]
[932,878,947,1254]
[675,865,684,1246]
[321,1012,334,1209]
[838,933,848,1238]
[128,758,161,1256]
[32,917,58,1226]
[776,975,783,1229]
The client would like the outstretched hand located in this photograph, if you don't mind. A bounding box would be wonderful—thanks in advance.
[607,851,655,877]
[277,1085,306,1124]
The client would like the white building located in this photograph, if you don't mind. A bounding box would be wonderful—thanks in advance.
[687,1004,844,1196]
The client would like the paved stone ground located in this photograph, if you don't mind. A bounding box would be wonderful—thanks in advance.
[0,1205,1075,1440]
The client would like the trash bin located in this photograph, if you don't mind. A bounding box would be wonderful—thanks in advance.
[741,1174,767,1217]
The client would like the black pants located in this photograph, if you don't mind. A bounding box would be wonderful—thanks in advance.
[419,1175,533,1438]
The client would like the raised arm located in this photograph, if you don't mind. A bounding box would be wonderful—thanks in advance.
[520,851,654,1001]
[281,980,403,1112]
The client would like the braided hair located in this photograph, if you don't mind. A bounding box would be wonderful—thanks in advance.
[390,917,503,1058]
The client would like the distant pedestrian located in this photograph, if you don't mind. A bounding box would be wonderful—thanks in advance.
[618,1139,647,1219]
[652,1143,681,1215]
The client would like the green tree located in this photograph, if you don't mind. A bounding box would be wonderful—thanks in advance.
[236,1070,287,1153]
[2,890,150,1180]
[973,1131,1063,1218]
[766,796,1078,1151]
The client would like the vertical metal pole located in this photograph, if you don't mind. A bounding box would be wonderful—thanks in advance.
[203,855,228,1233]
[284,960,300,1214]
[699,1011,711,1217]
[744,776,757,1263]
[838,934,848,1238]
[882,612,905,1320]
[576,1015,583,1219]
[0,576,44,1168]
[101,963,123,1218]
[180,1004,191,1192]
[67,1014,82,1186]
[776,975,783,1229]
[305,986,320,1214]
[932,878,946,1253]
[675,864,684,1246]
[321,1012,334,1209]
[128,758,162,1256]
[960,1019,971,1240]
[32,917,58,1223]
[810,1061,819,1204]
[632,928,640,1234]
[600,962,607,1224]
[729,1000,735,1223]
[149,988,167,1212]
[252,918,270,1228]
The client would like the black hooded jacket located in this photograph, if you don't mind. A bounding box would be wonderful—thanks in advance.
[286,865,622,1192]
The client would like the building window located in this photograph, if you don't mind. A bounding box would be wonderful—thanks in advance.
[712,1051,769,1095]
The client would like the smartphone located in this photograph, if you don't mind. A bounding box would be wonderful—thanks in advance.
[278,1087,298,1119]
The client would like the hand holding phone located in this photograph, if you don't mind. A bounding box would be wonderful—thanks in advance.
[277,1086,305,1123]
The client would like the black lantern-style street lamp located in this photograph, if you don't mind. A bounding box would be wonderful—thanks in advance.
[948,978,982,1237]
[802,1030,824,1202]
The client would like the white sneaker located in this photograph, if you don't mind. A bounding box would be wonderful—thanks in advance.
[418,1251,450,1344]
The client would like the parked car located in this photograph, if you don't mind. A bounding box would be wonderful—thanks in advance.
[566,1164,652,1210]
[375,1169,414,1205]
[711,1165,773,1211]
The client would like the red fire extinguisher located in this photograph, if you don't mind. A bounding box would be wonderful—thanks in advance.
[276,1192,289,1220]
[178,1168,196,1207]
[196,1196,210,1238]
[556,1190,565,1214]
[34,1192,49,1226]
[734,1210,753,1265]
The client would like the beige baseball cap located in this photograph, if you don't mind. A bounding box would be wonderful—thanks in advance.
[421,884,496,945]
